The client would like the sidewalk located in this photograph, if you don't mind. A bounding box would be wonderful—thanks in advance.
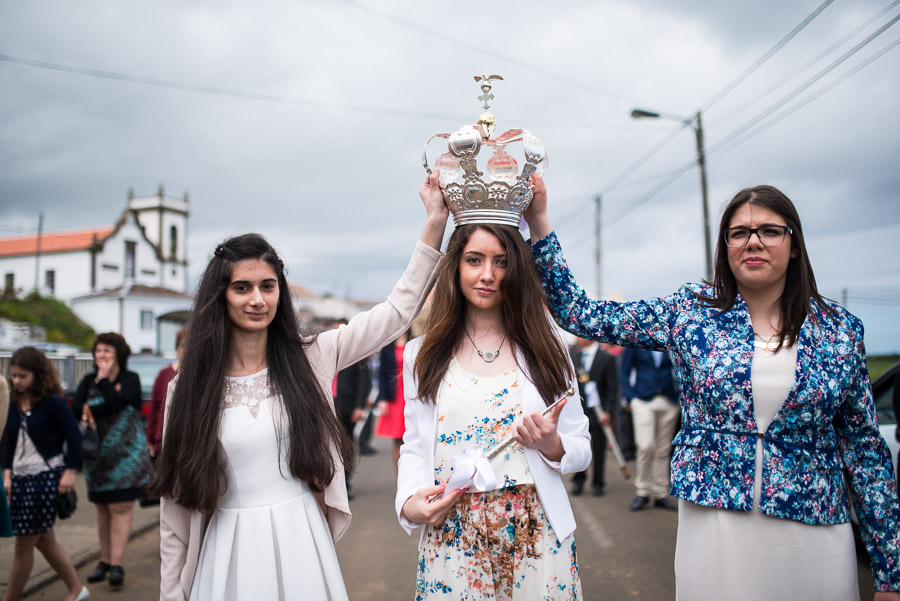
[0,471,160,597]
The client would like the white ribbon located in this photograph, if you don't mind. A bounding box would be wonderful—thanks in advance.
[445,448,498,493]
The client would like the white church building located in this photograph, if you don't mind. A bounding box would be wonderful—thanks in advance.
[0,186,192,354]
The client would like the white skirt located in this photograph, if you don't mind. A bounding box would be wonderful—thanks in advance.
[189,489,348,601]
[675,499,858,601]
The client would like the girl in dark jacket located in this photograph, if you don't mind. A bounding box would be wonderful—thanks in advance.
[3,346,88,601]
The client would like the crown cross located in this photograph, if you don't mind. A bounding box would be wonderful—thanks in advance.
[475,74,502,110]
[422,75,548,228]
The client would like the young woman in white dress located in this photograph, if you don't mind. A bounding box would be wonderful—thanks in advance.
[151,173,448,601]
[396,217,591,600]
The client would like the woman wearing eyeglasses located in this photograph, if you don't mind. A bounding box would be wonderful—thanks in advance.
[525,180,900,600]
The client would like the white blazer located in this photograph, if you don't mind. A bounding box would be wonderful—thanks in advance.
[159,242,442,601]
[395,333,591,544]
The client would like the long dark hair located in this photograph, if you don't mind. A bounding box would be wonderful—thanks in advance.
[701,185,834,349]
[414,224,573,406]
[149,233,354,513]
[9,346,63,405]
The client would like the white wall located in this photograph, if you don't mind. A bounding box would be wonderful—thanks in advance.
[0,251,91,299]
[93,216,163,291]
[71,292,191,354]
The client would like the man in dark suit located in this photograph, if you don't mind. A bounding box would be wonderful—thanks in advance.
[570,337,620,496]
[620,347,679,511]
[331,320,373,499]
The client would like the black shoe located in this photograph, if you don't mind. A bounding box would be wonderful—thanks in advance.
[108,565,124,588]
[592,484,605,497]
[571,480,584,496]
[629,495,650,511]
[359,445,377,456]
[87,561,109,583]
[654,497,678,511]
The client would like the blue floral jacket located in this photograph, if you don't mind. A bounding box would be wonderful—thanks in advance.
[532,231,900,591]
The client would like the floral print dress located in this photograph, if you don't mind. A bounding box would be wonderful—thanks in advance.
[415,358,582,601]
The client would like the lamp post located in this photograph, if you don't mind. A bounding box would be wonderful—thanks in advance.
[631,108,713,281]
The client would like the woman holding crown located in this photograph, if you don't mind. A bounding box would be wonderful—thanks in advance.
[396,173,590,599]
[524,176,900,600]
[149,173,448,601]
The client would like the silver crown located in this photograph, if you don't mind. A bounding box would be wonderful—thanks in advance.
[423,75,548,228]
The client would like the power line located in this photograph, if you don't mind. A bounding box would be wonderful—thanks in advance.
[597,0,840,210]
[715,0,900,124]
[710,35,900,158]
[0,54,626,133]
[707,14,900,157]
[600,124,689,195]
[701,0,835,111]
[332,0,638,105]
[0,54,465,121]
[598,10,900,228]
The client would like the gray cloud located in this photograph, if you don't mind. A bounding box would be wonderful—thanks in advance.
[1,0,897,352]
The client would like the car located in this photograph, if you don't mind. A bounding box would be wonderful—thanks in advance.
[851,360,900,547]
[128,354,175,418]
[873,360,900,478]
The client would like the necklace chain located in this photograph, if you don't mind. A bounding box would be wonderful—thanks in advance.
[754,331,778,355]
[464,329,506,363]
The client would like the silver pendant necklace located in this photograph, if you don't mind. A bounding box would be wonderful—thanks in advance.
[464,329,506,363]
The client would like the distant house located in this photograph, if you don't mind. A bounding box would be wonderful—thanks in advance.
[0,186,192,353]
[288,282,376,335]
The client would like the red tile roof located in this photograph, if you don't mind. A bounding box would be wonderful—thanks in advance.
[0,227,114,258]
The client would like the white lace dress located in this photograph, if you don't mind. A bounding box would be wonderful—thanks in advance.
[188,369,348,601]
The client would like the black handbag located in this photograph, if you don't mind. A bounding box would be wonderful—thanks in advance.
[80,422,100,460]
[80,405,100,461]
[57,489,77,520]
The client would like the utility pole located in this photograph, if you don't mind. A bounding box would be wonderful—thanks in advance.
[33,212,44,294]
[631,108,713,281]
[694,111,713,281]
[595,195,602,298]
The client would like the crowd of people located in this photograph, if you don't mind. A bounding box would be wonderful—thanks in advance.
[1,172,899,600]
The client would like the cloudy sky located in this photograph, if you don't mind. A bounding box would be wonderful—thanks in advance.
[1,0,898,353]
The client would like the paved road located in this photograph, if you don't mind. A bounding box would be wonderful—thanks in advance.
[13,434,877,599]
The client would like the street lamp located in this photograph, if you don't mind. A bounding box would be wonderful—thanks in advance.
[631,108,712,281]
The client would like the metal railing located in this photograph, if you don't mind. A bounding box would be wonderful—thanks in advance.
[0,352,94,395]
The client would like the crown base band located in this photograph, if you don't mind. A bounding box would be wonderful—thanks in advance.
[451,210,523,228]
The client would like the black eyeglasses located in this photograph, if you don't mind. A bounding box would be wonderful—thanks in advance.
[724,225,792,247]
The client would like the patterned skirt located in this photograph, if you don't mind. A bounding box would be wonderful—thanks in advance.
[416,485,581,601]
[84,405,151,503]
[9,466,63,536]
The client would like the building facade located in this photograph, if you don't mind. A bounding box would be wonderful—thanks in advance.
[0,186,192,353]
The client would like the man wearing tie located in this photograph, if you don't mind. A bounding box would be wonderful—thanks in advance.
[620,347,680,511]
[569,337,620,496]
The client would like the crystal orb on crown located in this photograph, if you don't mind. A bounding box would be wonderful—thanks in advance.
[422,75,548,228]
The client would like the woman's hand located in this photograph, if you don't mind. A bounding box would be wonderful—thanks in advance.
[513,398,566,462]
[418,170,450,251]
[400,484,463,527]
[58,468,76,494]
[95,356,117,382]
[3,469,11,503]
[523,173,552,241]
[377,400,389,415]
